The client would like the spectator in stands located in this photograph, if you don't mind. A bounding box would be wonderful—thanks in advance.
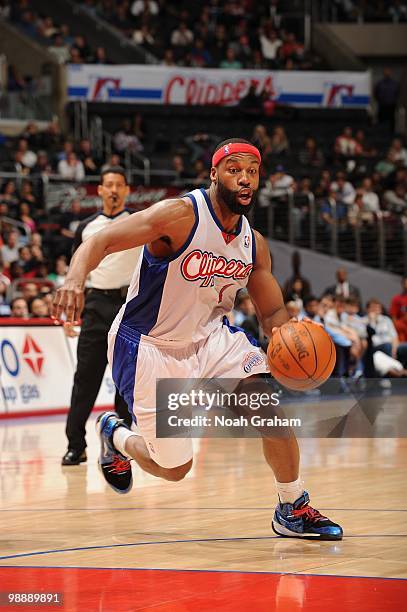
[301,295,320,320]
[47,255,69,289]
[0,277,11,316]
[299,137,325,168]
[161,48,177,66]
[58,152,85,181]
[133,23,156,50]
[18,203,36,233]
[374,68,399,132]
[259,25,282,67]
[390,276,407,342]
[285,300,301,320]
[320,190,349,235]
[325,296,365,368]
[72,34,93,62]
[0,230,21,267]
[69,47,83,64]
[171,21,194,48]
[365,298,407,367]
[19,180,38,208]
[359,177,380,212]
[211,24,229,66]
[171,155,190,184]
[388,138,407,166]
[101,154,122,173]
[190,38,212,68]
[233,291,267,350]
[29,296,49,318]
[283,250,312,299]
[324,268,361,302]
[17,138,37,169]
[55,200,84,257]
[283,278,306,311]
[0,180,19,207]
[78,139,101,175]
[10,297,29,318]
[184,132,220,165]
[259,165,295,207]
[191,160,209,182]
[318,293,352,377]
[48,33,70,64]
[375,152,396,178]
[114,120,144,154]
[335,127,358,158]
[38,16,58,39]
[92,46,110,64]
[20,281,40,302]
[219,47,242,69]
[330,171,356,205]
[57,141,74,163]
[354,129,377,157]
[0,0,10,20]
[251,124,272,158]
[383,184,407,214]
[269,125,290,156]
[130,0,159,18]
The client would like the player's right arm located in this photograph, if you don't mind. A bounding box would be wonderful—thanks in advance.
[52,198,195,322]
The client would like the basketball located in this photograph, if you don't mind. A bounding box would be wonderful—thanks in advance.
[267,320,336,391]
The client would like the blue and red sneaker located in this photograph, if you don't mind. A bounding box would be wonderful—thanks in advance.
[96,411,133,494]
[272,491,343,540]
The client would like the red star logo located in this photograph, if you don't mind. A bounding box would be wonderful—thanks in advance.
[22,334,44,376]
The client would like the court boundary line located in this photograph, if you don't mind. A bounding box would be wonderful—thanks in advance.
[0,565,406,582]
[1,534,407,562]
[1,507,407,512]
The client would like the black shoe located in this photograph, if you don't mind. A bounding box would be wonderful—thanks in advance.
[61,449,87,465]
[96,412,133,494]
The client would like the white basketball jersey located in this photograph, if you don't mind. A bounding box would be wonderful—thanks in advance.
[112,188,256,346]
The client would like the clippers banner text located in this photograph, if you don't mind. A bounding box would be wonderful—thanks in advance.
[67,65,370,108]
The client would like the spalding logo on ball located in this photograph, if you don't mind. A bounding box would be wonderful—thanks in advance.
[267,321,336,391]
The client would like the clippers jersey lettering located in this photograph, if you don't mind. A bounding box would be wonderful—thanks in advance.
[112,188,256,346]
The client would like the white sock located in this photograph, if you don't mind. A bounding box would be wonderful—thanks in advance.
[275,476,304,504]
[113,426,139,459]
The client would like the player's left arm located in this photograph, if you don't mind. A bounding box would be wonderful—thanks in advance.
[247,230,289,338]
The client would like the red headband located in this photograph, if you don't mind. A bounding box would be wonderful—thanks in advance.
[212,142,262,167]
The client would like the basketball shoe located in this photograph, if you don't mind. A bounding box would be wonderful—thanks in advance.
[96,412,133,494]
[272,491,343,540]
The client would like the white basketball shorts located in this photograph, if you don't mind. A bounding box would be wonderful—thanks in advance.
[108,318,268,469]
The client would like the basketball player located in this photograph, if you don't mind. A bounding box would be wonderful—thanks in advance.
[53,139,343,540]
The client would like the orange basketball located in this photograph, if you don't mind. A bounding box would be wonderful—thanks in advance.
[267,320,336,391]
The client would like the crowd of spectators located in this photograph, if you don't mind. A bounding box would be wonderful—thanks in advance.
[4,0,110,65]
[331,0,407,23]
[77,0,321,70]
[233,263,407,384]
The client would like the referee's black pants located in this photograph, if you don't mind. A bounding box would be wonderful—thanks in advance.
[66,288,132,453]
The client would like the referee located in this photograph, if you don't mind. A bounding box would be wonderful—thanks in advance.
[62,166,142,465]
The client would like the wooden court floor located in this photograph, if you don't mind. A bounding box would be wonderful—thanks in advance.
[0,412,406,611]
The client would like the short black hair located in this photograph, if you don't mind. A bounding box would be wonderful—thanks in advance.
[213,137,253,154]
[303,295,318,307]
[100,166,128,184]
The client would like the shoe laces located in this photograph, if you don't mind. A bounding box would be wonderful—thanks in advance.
[292,505,325,521]
[106,455,131,475]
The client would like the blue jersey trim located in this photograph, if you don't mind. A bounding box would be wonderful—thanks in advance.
[112,330,141,421]
[251,229,256,265]
[200,188,243,237]
[122,256,169,335]
[222,315,259,347]
[144,193,199,264]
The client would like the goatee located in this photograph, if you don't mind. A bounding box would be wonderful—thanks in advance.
[217,180,257,216]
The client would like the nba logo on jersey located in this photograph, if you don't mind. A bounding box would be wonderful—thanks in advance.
[244,235,250,248]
